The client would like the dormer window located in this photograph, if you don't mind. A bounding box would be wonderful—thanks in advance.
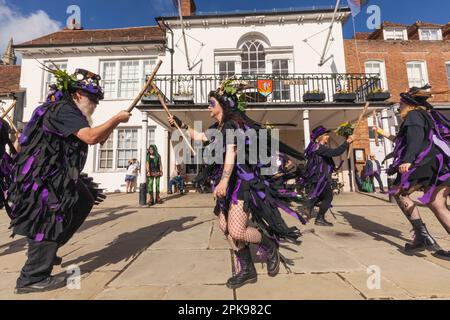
[384,28,407,40]
[419,28,442,41]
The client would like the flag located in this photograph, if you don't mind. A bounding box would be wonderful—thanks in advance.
[347,0,368,17]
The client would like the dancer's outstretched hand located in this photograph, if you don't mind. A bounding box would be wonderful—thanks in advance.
[214,181,227,199]
[399,163,412,174]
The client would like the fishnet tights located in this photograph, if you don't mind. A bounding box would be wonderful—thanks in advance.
[218,200,262,250]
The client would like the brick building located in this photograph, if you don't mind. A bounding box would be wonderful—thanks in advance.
[344,21,450,181]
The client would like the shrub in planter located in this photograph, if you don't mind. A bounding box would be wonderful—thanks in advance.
[303,90,326,102]
[333,91,356,103]
[366,89,391,101]
[142,88,160,103]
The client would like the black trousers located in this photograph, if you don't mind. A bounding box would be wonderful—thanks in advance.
[17,182,94,287]
[370,173,385,192]
[317,183,333,217]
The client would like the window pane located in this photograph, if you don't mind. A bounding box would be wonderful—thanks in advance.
[119,60,140,99]
[117,129,138,169]
[99,134,114,169]
[241,40,265,75]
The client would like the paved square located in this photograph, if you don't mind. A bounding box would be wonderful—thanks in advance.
[0,192,449,300]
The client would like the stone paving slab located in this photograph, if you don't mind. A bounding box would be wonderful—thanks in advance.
[93,285,168,300]
[165,285,234,300]
[235,274,364,300]
[345,247,450,298]
[109,249,231,287]
[338,271,412,300]
[281,233,365,274]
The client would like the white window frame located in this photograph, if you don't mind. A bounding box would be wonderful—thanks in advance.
[419,28,442,41]
[217,61,236,78]
[384,28,408,41]
[99,58,156,100]
[98,133,114,170]
[365,60,388,90]
[240,40,267,75]
[116,127,139,169]
[271,58,291,101]
[406,61,429,88]
[96,127,144,172]
[42,60,68,101]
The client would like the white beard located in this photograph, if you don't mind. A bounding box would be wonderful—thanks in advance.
[77,105,95,127]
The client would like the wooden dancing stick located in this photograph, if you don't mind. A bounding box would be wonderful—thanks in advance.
[150,83,196,156]
[126,60,163,113]
[347,102,370,160]
[1,100,17,119]
[0,107,19,133]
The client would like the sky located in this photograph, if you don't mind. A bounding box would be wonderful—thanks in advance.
[1,0,449,58]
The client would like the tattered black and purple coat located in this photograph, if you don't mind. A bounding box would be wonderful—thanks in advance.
[299,140,346,203]
[201,115,308,245]
[7,94,105,242]
[0,118,15,215]
[387,109,450,203]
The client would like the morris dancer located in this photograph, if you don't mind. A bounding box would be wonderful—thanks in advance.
[168,79,307,289]
[8,68,130,294]
[375,85,450,259]
[300,126,354,227]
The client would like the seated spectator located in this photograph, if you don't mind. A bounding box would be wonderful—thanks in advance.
[168,166,185,194]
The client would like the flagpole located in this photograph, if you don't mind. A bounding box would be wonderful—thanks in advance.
[318,0,341,67]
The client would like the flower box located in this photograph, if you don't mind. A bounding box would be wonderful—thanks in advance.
[333,93,356,103]
[173,95,194,104]
[366,92,391,102]
[141,95,160,103]
[303,92,326,102]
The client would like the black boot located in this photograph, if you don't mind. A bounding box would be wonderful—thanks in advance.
[148,193,154,206]
[260,233,280,277]
[315,212,333,227]
[405,221,441,253]
[53,256,62,266]
[15,276,67,294]
[226,246,257,289]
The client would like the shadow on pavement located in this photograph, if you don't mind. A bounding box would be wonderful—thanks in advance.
[61,216,203,273]
[0,206,137,257]
[338,210,422,256]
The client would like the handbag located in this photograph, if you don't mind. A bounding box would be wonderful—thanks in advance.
[361,178,374,193]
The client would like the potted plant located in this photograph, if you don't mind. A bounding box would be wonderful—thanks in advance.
[303,90,326,102]
[173,90,194,104]
[141,88,160,103]
[333,90,357,103]
[366,88,391,102]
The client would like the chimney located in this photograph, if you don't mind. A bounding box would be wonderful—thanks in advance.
[1,38,17,65]
[181,0,196,17]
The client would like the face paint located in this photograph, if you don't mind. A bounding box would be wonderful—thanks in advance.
[208,99,217,109]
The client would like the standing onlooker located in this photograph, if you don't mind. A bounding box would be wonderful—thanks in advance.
[125,159,139,193]
[363,154,385,193]
[146,144,163,205]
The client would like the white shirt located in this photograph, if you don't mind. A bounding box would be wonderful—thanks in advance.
[126,163,139,176]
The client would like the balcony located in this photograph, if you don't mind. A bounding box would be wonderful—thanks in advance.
[143,73,385,105]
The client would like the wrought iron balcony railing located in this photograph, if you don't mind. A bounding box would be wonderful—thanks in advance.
[143,73,383,105]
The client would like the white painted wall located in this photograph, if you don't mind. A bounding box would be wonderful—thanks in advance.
[167,20,346,75]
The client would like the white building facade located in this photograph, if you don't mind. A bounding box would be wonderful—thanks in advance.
[14,27,172,192]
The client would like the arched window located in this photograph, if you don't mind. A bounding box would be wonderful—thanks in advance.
[241,40,266,75]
